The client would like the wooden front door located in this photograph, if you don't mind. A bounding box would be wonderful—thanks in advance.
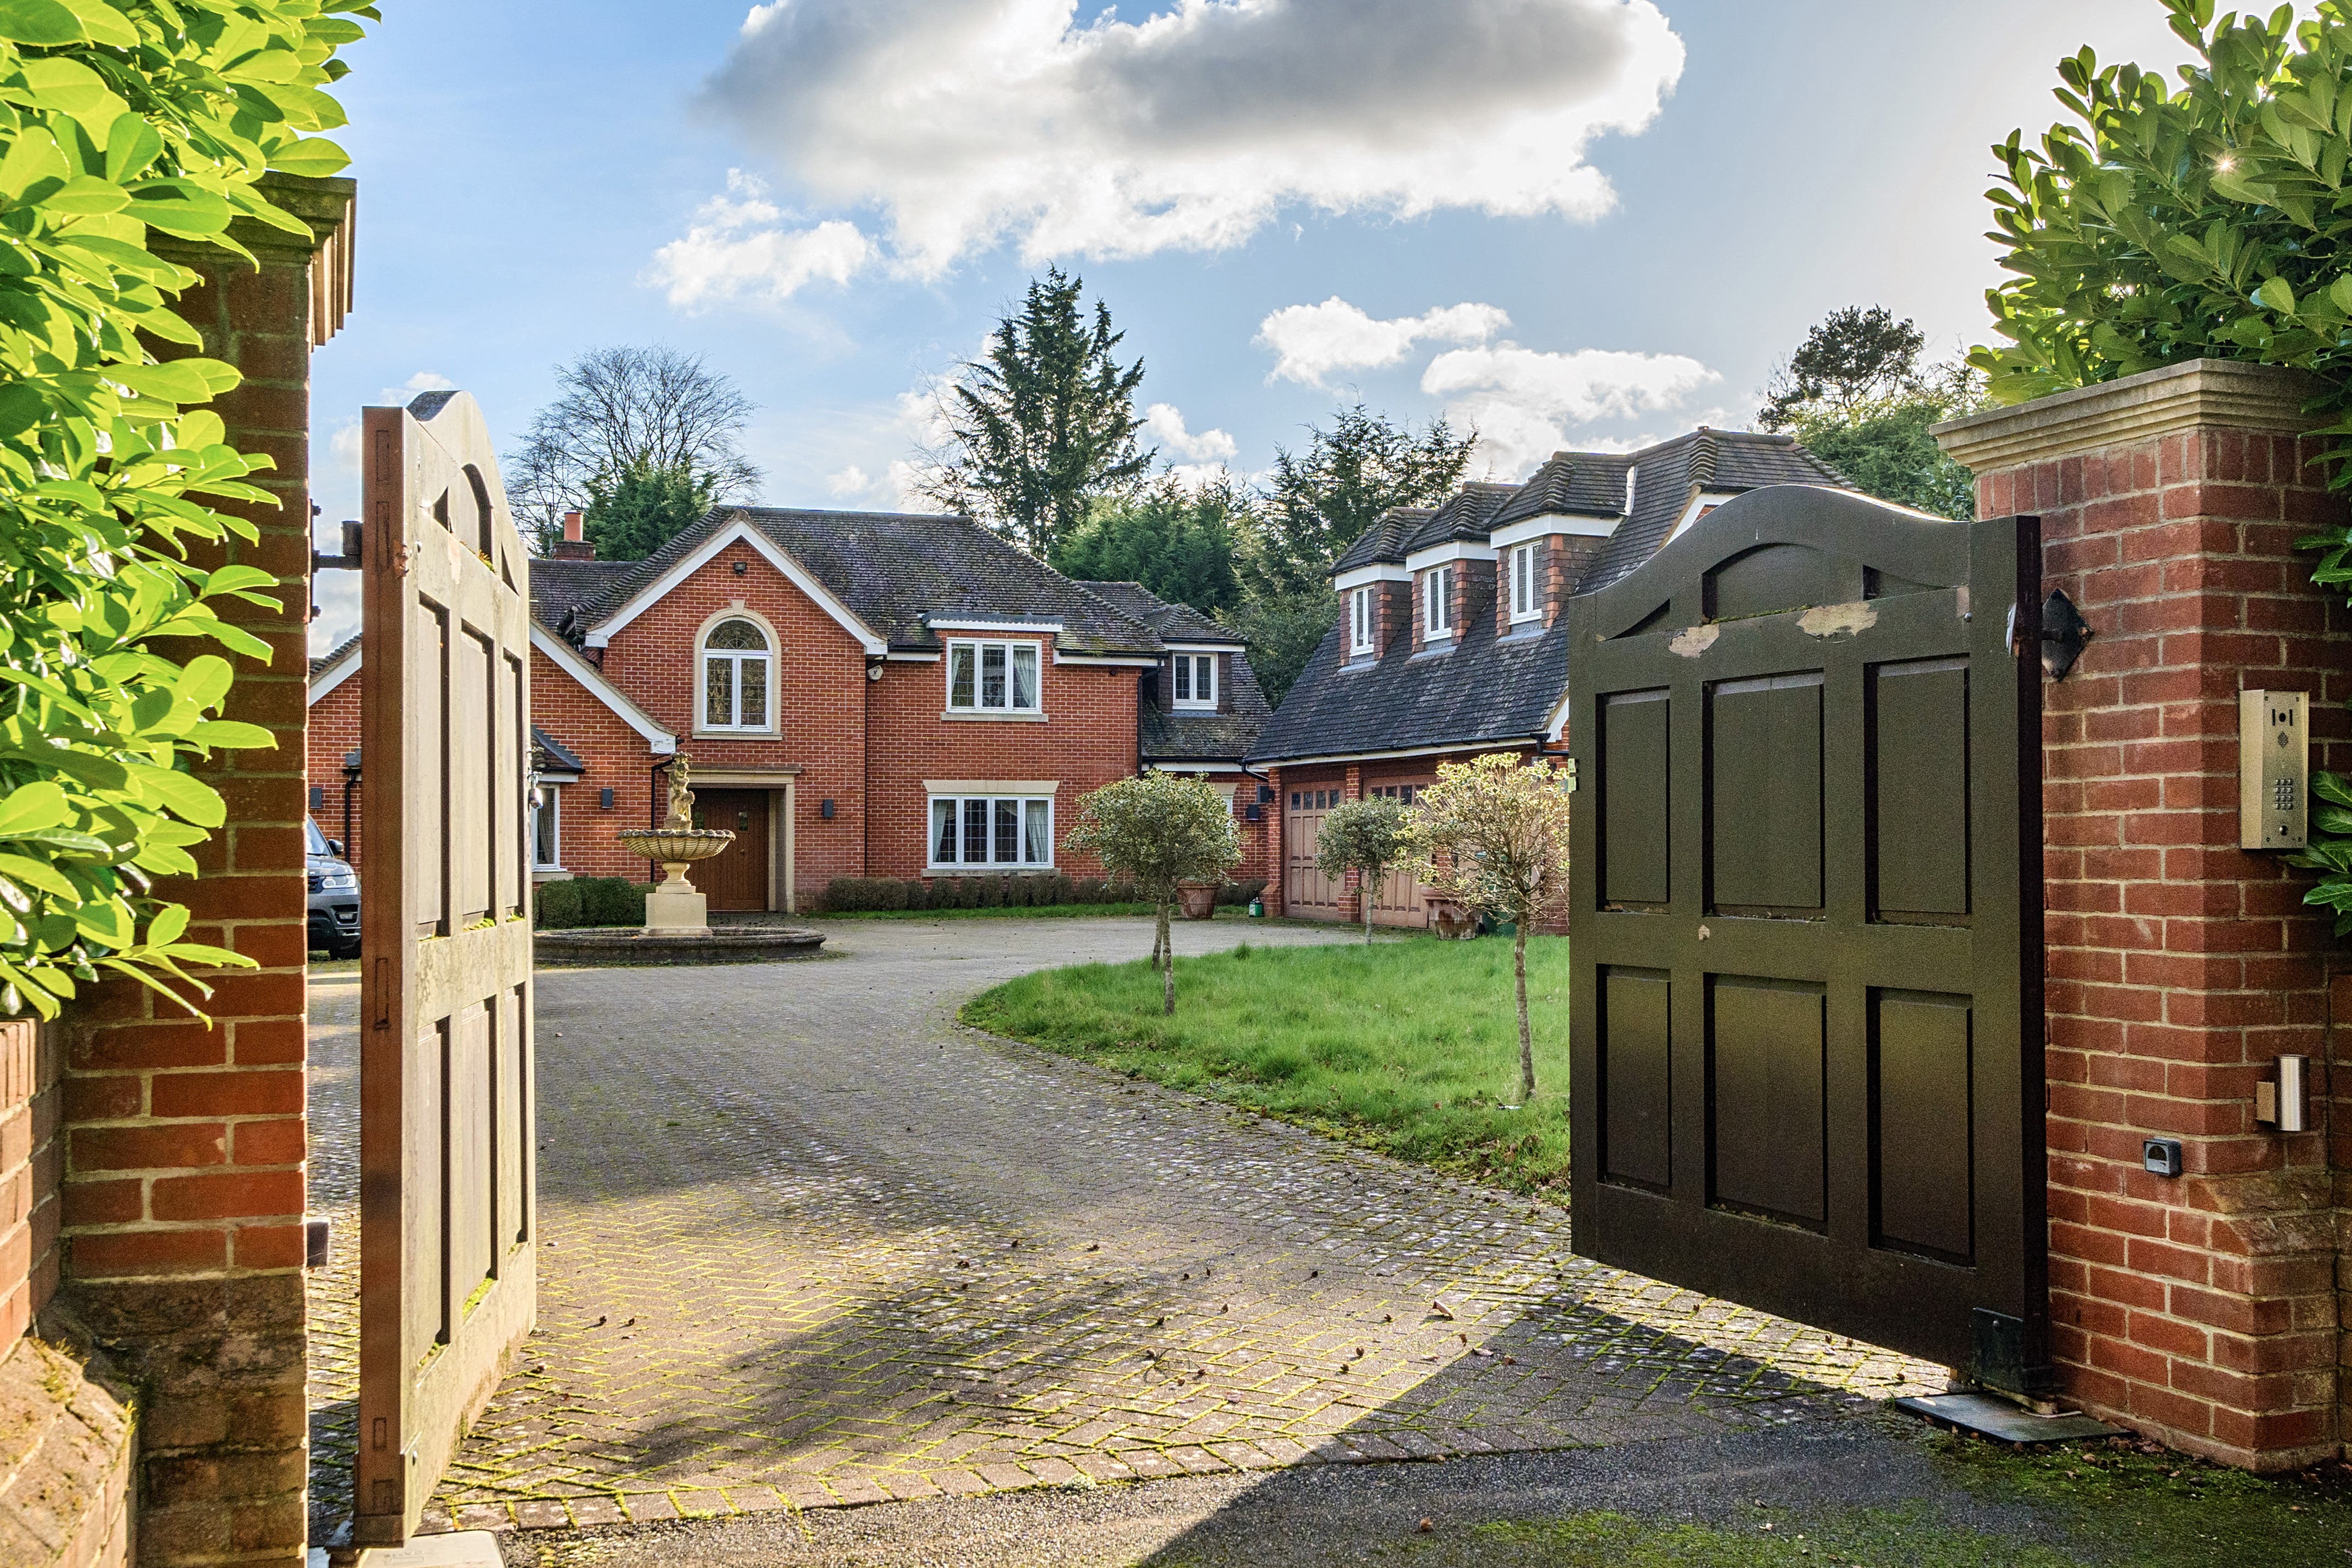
[356,390,537,1545]
[1282,785,1341,919]
[694,789,771,912]
[1566,484,2043,1386]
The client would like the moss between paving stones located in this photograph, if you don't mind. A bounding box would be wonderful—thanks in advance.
[963,936,1572,1196]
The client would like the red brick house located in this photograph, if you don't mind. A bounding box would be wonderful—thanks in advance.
[308,505,1270,912]
[1252,429,1852,926]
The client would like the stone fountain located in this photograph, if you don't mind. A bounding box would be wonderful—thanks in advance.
[533,755,825,966]
[616,755,736,929]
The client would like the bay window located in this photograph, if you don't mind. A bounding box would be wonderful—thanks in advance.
[929,794,1054,868]
[947,639,1042,714]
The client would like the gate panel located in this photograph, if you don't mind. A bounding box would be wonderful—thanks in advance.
[1569,485,2042,1379]
[358,391,538,1545]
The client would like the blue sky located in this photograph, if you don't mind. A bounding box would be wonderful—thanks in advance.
[308,0,2194,648]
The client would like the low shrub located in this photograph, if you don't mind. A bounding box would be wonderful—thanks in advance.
[1107,878,1138,903]
[979,876,1007,909]
[1048,874,1075,905]
[533,878,583,930]
[1072,878,1106,904]
[579,878,646,926]
[1215,878,1269,908]
[903,878,931,910]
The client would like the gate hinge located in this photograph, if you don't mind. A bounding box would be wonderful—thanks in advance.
[312,519,362,575]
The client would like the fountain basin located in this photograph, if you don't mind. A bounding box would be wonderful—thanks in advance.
[617,828,735,863]
[534,925,826,967]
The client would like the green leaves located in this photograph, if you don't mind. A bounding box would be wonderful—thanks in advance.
[0,0,368,1015]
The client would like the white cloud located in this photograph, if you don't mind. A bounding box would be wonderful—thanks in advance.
[1141,403,1237,465]
[826,465,873,497]
[1256,298,1511,387]
[381,370,455,405]
[1421,344,1719,477]
[649,171,876,308]
[678,0,1684,294]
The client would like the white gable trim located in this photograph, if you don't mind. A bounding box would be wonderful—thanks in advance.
[585,517,887,655]
[1331,563,1410,593]
[308,643,360,705]
[1403,540,1497,573]
[1491,514,1615,550]
[1666,490,1745,547]
[530,626,678,755]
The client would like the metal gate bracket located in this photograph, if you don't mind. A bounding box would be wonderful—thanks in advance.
[2042,588,2092,679]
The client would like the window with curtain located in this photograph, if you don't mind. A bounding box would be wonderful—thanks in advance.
[928,794,1055,868]
[701,617,772,731]
[531,786,560,868]
[946,639,1042,714]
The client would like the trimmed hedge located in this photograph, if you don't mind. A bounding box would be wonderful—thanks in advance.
[821,874,1267,914]
[533,876,648,929]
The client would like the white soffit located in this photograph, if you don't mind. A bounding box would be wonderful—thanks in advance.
[1332,563,1411,593]
[1403,540,1498,573]
[1490,514,1615,551]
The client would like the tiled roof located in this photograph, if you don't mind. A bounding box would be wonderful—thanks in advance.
[1075,581,1241,646]
[532,559,634,639]
[1141,642,1273,765]
[1253,427,1856,766]
[309,635,359,678]
[532,725,585,775]
[576,508,1166,657]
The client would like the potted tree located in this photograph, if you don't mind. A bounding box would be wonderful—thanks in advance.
[1063,773,1242,1014]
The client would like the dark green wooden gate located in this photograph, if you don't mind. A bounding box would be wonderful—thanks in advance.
[1567,485,2044,1383]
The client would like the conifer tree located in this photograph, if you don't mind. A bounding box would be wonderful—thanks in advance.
[920,268,1154,556]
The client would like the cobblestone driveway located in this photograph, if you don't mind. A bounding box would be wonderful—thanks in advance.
[306,916,1937,1537]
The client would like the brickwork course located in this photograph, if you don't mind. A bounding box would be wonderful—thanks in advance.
[52,175,352,1568]
[304,920,1935,1537]
[1940,359,2352,1472]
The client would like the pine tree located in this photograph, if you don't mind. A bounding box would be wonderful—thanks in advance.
[918,268,1154,556]
[581,461,719,562]
[1050,475,1243,615]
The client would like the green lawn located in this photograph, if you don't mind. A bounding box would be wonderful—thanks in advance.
[962,935,1570,1194]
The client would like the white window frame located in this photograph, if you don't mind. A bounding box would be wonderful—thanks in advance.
[1509,541,1541,624]
[1424,564,1454,639]
[945,638,1044,716]
[926,793,1056,870]
[1350,586,1375,655]
[530,785,561,869]
[1172,652,1217,710]
[699,616,774,733]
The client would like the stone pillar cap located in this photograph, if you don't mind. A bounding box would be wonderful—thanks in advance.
[1932,358,2326,473]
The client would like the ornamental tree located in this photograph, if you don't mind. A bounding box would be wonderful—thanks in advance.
[1969,1,2352,930]
[0,0,374,1017]
[1316,795,1409,946]
[1404,754,1573,1105]
[1062,772,1240,1015]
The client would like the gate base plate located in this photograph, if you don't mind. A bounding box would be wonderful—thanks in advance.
[1896,1392,2121,1445]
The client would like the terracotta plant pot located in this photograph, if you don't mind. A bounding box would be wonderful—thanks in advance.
[1423,893,1478,939]
[1177,881,1219,921]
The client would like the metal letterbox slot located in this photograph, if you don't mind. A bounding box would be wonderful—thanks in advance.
[2238,689,2309,850]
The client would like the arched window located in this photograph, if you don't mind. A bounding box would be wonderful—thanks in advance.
[701,618,771,731]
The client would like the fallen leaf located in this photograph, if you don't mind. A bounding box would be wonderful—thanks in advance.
[1418,1518,1434,1534]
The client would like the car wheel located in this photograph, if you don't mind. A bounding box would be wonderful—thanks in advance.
[329,937,361,960]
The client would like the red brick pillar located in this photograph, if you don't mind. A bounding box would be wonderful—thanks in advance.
[1938,359,2347,1470]
[49,176,353,1564]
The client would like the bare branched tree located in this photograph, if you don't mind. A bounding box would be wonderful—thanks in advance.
[507,346,762,551]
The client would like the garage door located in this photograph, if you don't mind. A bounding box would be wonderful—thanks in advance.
[1284,787,1342,919]
[1366,781,1431,926]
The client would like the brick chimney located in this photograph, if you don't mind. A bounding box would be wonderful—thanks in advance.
[553,508,595,561]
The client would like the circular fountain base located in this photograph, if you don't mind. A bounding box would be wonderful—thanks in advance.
[533,925,826,967]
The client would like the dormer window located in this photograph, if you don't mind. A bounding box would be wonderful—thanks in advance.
[947,638,1042,715]
[1173,652,1217,709]
[1508,542,1541,624]
[700,616,772,732]
[1423,565,1454,639]
[1349,587,1376,655]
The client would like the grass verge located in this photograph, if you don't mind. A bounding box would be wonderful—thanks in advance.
[962,936,1569,1194]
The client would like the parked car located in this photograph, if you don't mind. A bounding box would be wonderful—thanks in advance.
[307,816,359,958]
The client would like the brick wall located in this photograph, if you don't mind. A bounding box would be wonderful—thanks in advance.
[524,646,661,882]
[306,671,359,862]
[0,1021,55,1343]
[1938,360,2348,1471]
[53,175,353,1566]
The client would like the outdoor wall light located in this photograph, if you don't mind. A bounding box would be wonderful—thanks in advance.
[732,559,747,575]
[600,787,614,810]
[821,799,835,819]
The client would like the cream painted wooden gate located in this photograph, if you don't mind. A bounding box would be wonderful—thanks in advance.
[355,391,538,1546]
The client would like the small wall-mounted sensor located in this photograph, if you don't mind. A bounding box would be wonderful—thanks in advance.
[2142,1137,2184,1179]
[599,786,614,811]
[2255,1054,2310,1134]
[2240,689,2309,850]
[309,784,325,811]
[821,798,836,820]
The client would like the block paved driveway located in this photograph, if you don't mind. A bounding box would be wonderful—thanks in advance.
[304,915,1937,1540]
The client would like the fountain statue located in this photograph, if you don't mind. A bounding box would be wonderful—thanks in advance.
[615,755,736,930]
